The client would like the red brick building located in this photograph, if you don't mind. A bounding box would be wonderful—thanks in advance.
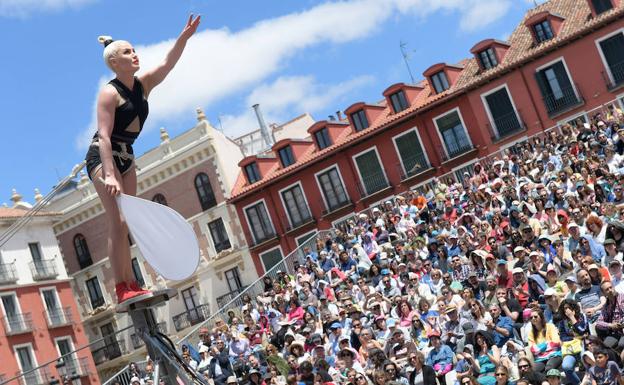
[229,0,624,275]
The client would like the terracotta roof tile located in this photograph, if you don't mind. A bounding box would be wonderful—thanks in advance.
[0,207,61,220]
[229,0,624,200]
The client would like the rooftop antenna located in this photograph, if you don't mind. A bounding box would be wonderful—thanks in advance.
[400,41,416,84]
[217,115,224,131]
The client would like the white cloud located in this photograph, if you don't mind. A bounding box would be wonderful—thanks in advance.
[220,74,374,137]
[460,0,512,32]
[76,0,512,149]
[0,0,95,17]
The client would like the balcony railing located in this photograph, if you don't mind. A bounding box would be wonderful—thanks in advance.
[57,356,90,378]
[172,303,210,332]
[29,259,58,281]
[3,313,33,335]
[285,215,315,232]
[91,337,127,366]
[440,137,474,161]
[130,322,167,349]
[216,287,249,309]
[356,171,389,198]
[321,198,353,216]
[604,61,624,90]
[397,152,430,180]
[250,231,277,247]
[488,110,526,140]
[16,367,49,385]
[542,83,584,117]
[45,307,72,328]
[0,262,18,284]
[90,296,106,310]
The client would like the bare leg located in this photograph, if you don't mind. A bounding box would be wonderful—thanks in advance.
[92,166,134,284]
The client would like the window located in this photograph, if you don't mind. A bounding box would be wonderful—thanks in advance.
[479,48,498,70]
[535,60,579,115]
[16,346,38,384]
[195,173,217,211]
[1,294,21,330]
[208,218,231,253]
[593,0,614,14]
[278,146,295,167]
[435,110,472,158]
[394,130,428,178]
[245,202,275,244]
[431,71,450,94]
[73,234,92,269]
[152,193,167,206]
[28,243,42,262]
[224,267,243,293]
[132,258,145,287]
[281,184,312,228]
[533,20,554,43]
[85,277,104,309]
[181,286,201,323]
[316,167,349,212]
[260,248,283,272]
[454,163,476,183]
[351,110,369,132]
[599,33,624,88]
[42,289,62,324]
[389,91,409,113]
[244,162,261,184]
[483,86,522,138]
[100,323,121,359]
[314,128,332,150]
[354,149,388,197]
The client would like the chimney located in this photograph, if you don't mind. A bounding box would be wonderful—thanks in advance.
[252,104,274,148]
[328,115,336,121]
[336,110,343,120]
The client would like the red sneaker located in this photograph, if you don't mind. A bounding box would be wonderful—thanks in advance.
[116,282,151,304]
[128,281,148,292]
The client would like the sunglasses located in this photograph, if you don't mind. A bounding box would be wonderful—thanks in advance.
[519,364,529,369]
[495,373,507,377]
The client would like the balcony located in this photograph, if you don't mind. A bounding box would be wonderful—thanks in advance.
[487,110,527,141]
[0,262,18,284]
[250,231,277,247]
[3,313,33,335]
[56,356,91,378]
[44,307,72,328]
[542,83,584,118]
[285,215,315,233]
[321,198,353,216]
[91,337,127,366]
[397,152,430,180]
[172,303,210,332]
[356,171,390,199]
[216,287,248,309]
[603,61,624,91]
[29,259,58,281]
[130,321,166,349]
[441,141,475,161]
[16,367,50,385]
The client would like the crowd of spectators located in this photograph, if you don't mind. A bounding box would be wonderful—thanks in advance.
[156,105,624,385]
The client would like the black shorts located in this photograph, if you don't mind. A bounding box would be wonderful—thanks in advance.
[85,140,135,180]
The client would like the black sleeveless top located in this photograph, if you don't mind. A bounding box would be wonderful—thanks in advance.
[92,77,149,145]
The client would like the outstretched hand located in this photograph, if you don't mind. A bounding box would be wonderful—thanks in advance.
[181,14,201,40]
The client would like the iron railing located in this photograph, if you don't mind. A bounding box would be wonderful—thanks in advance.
[3,313,33,335]
[250,231,277,247]
[172,303,211,332]
[356,171,389,198]
[443,141,474,160]
[321,198,353,216]
[216,286,249,309]
[29,259,58,281]
[397,152,430,180]
[15,367,49,385]
[91,337,127,366]
[487,110,526,140]
[0,263,18,284]
[605,61,624,90]
[285,215,315,232]
[178,230,335,349]
[131,322,166,349]
[44,307,72,328]
[542,83,583,117]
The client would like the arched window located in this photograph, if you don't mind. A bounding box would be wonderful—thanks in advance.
[152,193,168,206]
[195,173,217,210]
[73,234,93,269]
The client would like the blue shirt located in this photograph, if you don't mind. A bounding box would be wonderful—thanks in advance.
[319,257,335,272]
[492,316,513,347]
[340,258,357,273]
[426,344,454,366]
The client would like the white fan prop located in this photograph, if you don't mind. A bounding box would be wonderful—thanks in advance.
[116,193,200,281]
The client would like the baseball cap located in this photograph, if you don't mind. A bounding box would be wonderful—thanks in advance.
[512,267,524,274]
[544,288,557,297]
[497,259,507,266]
[546,369,563,378]
[330,322,342,330]
[564,276,577,283]
[604,238,616,246]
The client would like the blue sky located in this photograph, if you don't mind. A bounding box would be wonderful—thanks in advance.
[0,0,538,206]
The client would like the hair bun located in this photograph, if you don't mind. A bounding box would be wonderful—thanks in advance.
[98,35,114,47]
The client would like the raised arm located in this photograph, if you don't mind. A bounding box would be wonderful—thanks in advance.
[140,15,201,95]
